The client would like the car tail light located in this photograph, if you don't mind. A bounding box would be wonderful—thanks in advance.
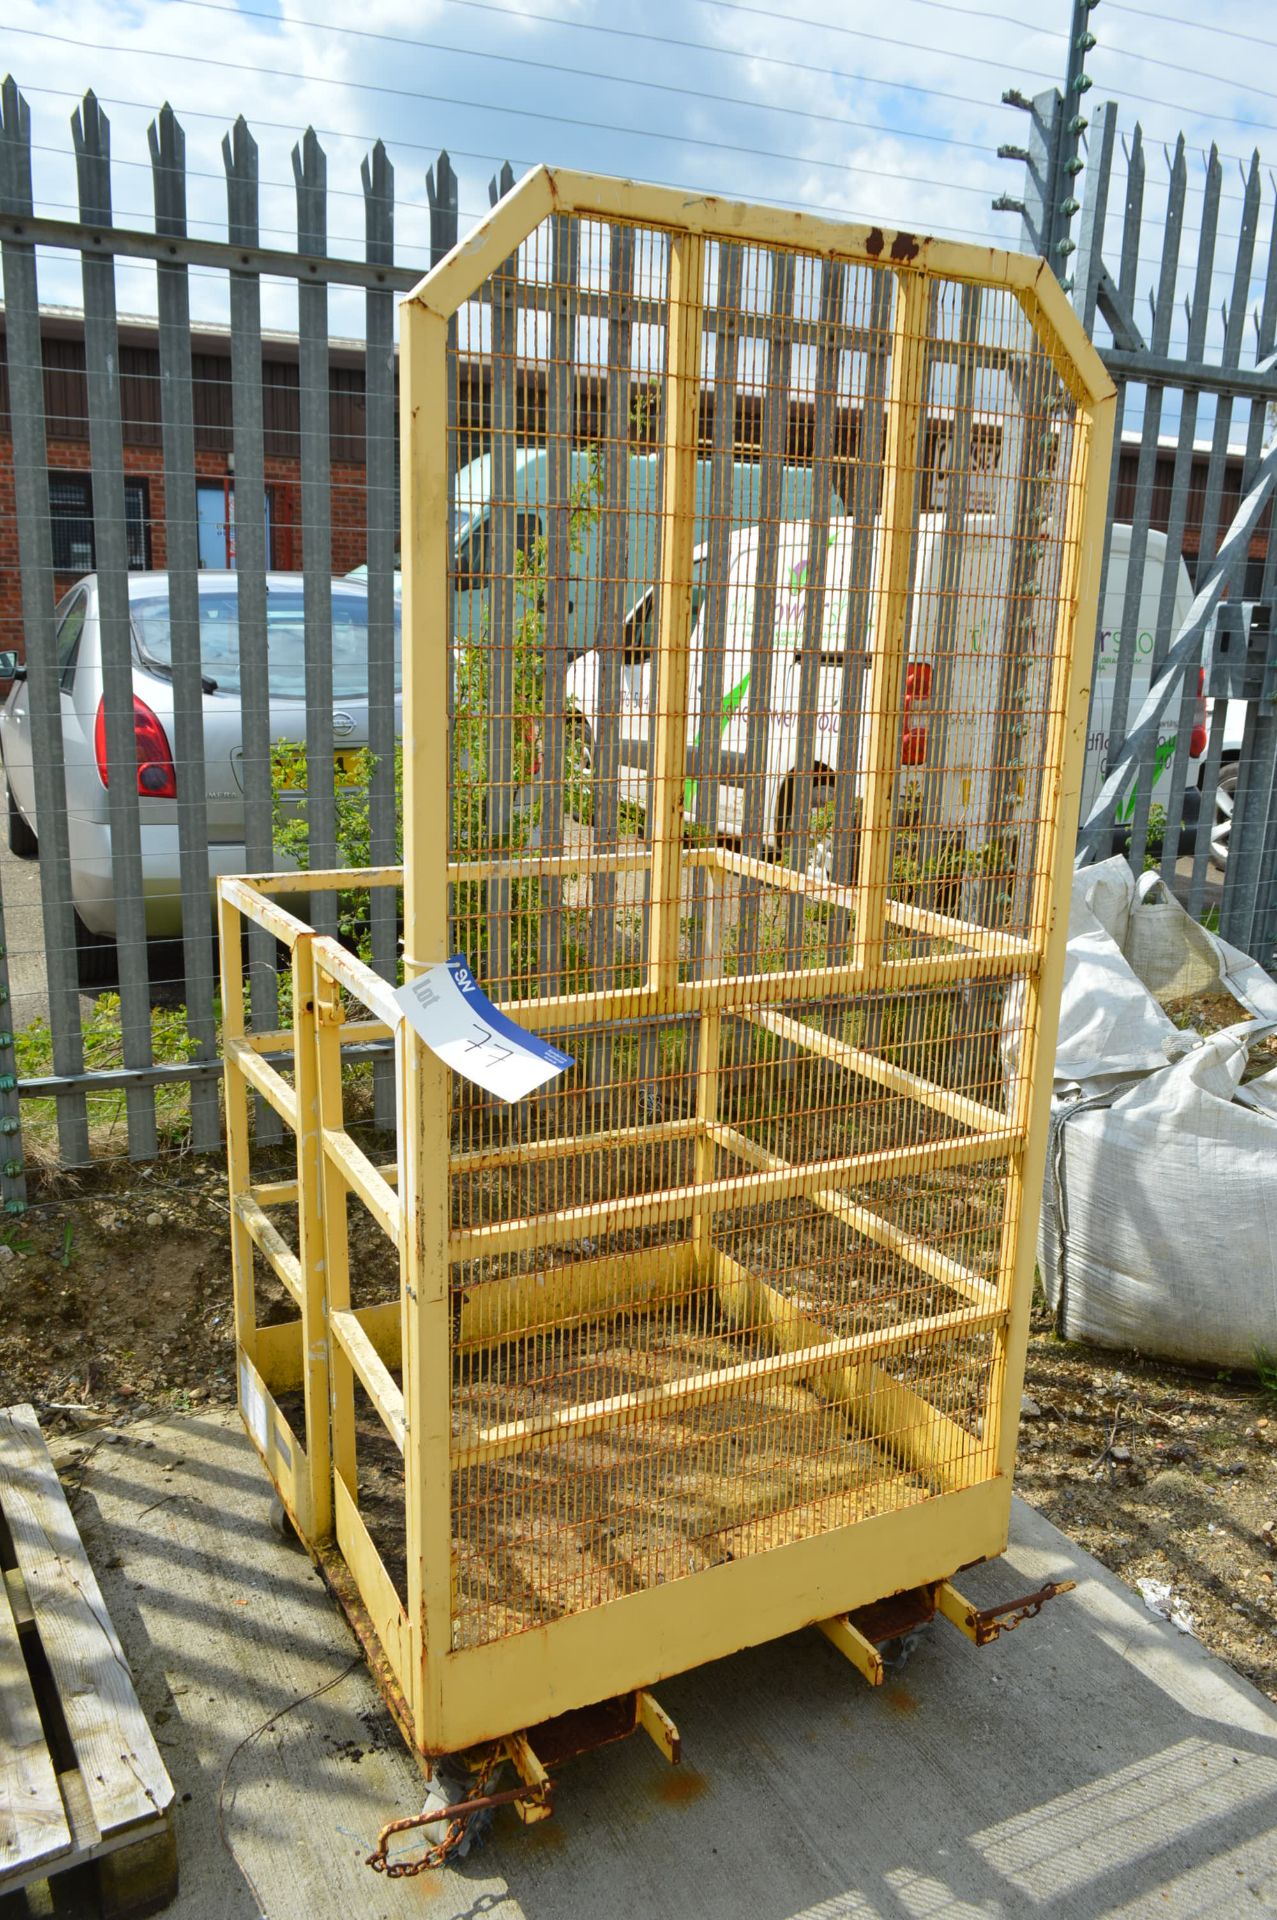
[900,659,932,764]
[94,695,178,800]
[1190,666,1207,758]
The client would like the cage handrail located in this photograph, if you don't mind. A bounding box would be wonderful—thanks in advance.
[451,1300,1006,1471]
[448,1125,1021,1261]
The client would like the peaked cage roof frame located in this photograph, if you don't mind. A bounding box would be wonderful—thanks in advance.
[400,163,1115,412]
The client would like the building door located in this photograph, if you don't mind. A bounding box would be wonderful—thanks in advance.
[196,482,270,568]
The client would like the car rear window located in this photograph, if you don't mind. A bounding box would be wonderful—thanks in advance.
[131,587,401,699]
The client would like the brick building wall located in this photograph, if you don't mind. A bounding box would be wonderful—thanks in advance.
[0,310,372,662]
[1,307,1269,670]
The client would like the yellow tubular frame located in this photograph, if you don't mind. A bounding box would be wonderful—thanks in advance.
[221,166,1113,1765]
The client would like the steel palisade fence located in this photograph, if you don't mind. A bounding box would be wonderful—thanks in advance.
[0,73,1272,1191]
[1009,88,1277,954]
[0,79,469,1199]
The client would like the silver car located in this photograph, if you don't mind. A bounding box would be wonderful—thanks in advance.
[0,571,400,965]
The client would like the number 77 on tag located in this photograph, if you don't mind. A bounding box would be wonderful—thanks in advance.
[395,955,575,1103]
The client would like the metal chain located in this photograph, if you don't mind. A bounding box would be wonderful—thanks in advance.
[366,1749,510,1878]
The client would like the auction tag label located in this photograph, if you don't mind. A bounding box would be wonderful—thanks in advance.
[395,954,574,1103]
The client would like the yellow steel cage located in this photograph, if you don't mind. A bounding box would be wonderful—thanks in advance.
[220,168,1113,1788]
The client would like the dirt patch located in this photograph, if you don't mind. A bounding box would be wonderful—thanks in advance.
[2,1158,1274,1705]
[1019,1295,1277,1704]
[0,1158,239,1415]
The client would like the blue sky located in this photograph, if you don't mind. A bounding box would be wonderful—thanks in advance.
[1,0,1274,374]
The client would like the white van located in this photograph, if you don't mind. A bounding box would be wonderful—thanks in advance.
[350,449,842,661]
[563,518,1208,860]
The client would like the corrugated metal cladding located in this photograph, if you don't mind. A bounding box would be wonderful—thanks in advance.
[2,329,1261,584]
[0,330,367,456]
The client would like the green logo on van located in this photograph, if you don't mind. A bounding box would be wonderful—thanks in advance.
[684,668,752,814]
[1114,733,1178,823]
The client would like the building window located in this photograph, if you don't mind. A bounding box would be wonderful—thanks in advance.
[49,473,150,573]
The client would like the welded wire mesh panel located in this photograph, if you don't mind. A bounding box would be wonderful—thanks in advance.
[398,172,1109,1675]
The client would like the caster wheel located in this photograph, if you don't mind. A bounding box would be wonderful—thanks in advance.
[268,1496,305,1549]
[880,1625,930,1674]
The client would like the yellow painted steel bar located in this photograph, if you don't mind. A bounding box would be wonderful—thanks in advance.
[856,1361,992,1491]
[706,1122,999,1313]
[232,1192,303,1304]
[330,1309,407,1452]
[398,292,457,1726]
[881,893,1039,959]
[333,1473,411,1692]
[456,1243,693,1351]
[819,1198,1000,1314]
[988,383,1116,1485]
[636,1692,681,1764]
[252,1161,399,1210]
[236,864,405,896]
[246,1018,392,1054]
[739,1003,1011,1137]
[648,226,706,990]
[314,975,358,1512]
[223,1037,299,1131]
[314,936,405,1030]
[448,1124,1020,1260]
[218,876,313,947]
[406,169,1115,412]
[852,269,931,972]
[249,1179,303,1208]
[321,1125,404,1251]
[451,1300,1005,1470]
[218,889,259,1377]
[235,846,687,898]
[712,845,1040,967]
[817,1614,886,1686]
[451,848,657,884]
[452,1115,699,1176]
[485,945,1034,1037]
[407,163,555,319]
[429,1478,1009,1754]
[708,1246,987,1493]
[291,932,334,1539]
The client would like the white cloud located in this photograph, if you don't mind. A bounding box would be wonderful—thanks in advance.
[0,0,1271,358]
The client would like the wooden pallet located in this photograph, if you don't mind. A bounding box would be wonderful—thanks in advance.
[0,1404,177,1918]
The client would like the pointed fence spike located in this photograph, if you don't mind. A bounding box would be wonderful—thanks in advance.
[72,88,111,224]
[148,101,187,234]
[0,74,34,216]
[223,113,259,247]
[427,150,457,265]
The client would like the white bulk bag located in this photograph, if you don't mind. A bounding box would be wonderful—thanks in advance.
[1030,859,1277,1367]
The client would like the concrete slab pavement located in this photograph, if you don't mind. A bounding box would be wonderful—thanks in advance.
[56,1408,1277,1920]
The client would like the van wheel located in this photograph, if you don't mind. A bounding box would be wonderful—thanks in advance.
[1209,759,1237,869]
[782,773,836,882]
[7,781,37,859]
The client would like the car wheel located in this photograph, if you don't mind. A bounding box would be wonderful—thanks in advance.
[782,772,836,881]
[73,911,118,988]
[1209,759,1238,869]
[6,780,37,859]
